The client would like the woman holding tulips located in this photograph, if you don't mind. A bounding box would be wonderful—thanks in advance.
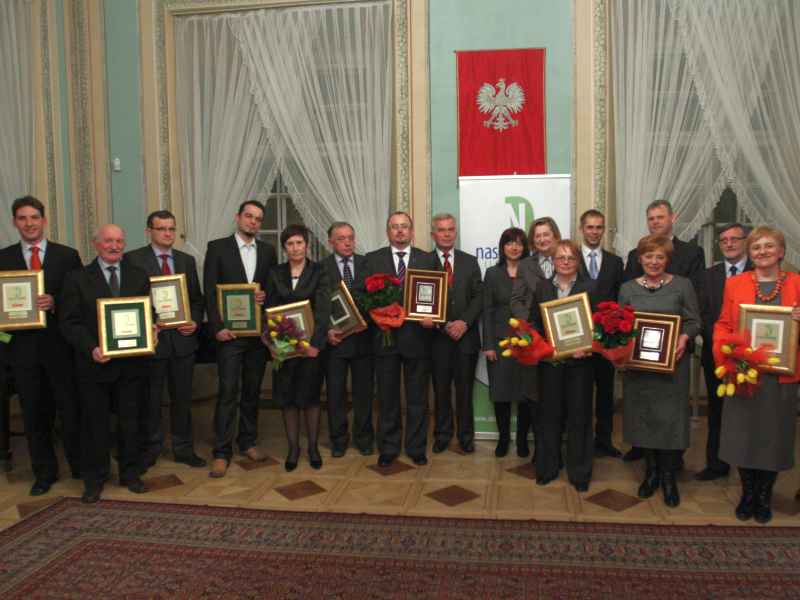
[618,235,701,507]
[713,226,800,524]
[265,225,331,471]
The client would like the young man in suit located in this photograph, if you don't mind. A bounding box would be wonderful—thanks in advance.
[365,211,435,467]
[0,196,82,495]
[322,222,375,457]
[203,200,277,478]
[696,223,751,481]
[578,209,624,458]
[125,210,206,469]
[428,213,483,454]
[59,224,152,503]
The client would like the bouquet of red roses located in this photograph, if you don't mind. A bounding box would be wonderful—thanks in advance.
[591,301,637,367]
[356,273,406,347]
[713,331,779,397]
[263,314,309,370]
[499,318,554,365]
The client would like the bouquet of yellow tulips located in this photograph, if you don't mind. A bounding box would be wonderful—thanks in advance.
[713,331,779,397]
[263,314,309,370]
[499,318,554,366]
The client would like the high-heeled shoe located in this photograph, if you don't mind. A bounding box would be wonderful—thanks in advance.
[285,446,300,472]
[308,446,322,470]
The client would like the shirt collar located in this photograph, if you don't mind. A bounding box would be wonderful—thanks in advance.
[24,238,47,253]
[336,253,352,264]
[725,257,747,273]
[151,244,172,258]
[97,257,120,271]
[235,232,256,249]
[581,244,600,258]
[391,245,409,255]
[552,275,577,288]
[436,247,454,261]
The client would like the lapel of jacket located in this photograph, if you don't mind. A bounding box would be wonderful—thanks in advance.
[12,242,28,270]
[295,260,314,293]
[227,235,248,282]
[88,259,112,296]
[171,250,185,275]
[120,260,141,296]
[325,255,341,284]
[278,261,293,293]
[144,247,162,276]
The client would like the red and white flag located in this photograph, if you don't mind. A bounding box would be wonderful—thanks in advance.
[456,48,546,177]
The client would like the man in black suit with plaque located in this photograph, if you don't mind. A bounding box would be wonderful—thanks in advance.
[577,209,624,458]
[696,223,751,481]
[0,196,82,495]
[322,222,374,457]
[622,199,705,462]
[365,211,435,467]
[60,224,152,503]
[204,200,277,478]
[428,213,482,454]
[125,210,206,469]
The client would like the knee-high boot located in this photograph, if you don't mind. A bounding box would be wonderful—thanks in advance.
[637,449,660,499]
[735,468,756,521]
[754,470,778,524]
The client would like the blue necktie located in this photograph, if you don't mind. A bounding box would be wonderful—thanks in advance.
[729,265,738,278]
[589,251,599,280]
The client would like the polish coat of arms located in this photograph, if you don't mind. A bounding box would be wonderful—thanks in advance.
[476,78,525,131]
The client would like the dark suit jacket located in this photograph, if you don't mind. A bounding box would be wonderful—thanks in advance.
[59,258,152,382]
[429,248,483,354]
[203,235,277,336]
[364,246,435,357]
[701,259,753,352]
[624,237,705,298]
[322,253,372,358]
[0,240,82,367]
[125,245,204,358]
[265,260,331,350]
[510,254,546,320]
[578,248,623,306]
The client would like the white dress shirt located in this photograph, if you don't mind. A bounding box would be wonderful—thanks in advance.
[235,233,257,283]
[23,238,48,269]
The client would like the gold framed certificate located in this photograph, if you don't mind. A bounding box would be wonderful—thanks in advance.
[738,304,799,374]
[149,274,192,328]
[539,292,594,359]
[0,270,46,330]
[216,283,261,337]
[97,296,156,357]
[330,280,367,338]
[265,300,315,359]
[627,312,681,373]
[403,268,448,323]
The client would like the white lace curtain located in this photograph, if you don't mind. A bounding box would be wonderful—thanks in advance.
[611,0,800,264]
[0,0,33,247]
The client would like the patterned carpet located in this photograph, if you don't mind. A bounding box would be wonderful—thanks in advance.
[1,499,800,599]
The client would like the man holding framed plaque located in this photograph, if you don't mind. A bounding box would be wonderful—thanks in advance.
[125,210,206,469]
[0,196,82,496]
[60,224,153,503]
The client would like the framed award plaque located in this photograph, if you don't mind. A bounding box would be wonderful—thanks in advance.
[0,270,46,330]
[329,280,367,338]
[150,273,192,328]
[97,296,156,358]
[403,268,448,323]
[738,304,798,374]
[539,292,594,359]
[216,283,261,336]
[627,312,682,373]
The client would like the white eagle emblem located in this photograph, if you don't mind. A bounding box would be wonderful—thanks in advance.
[476,78,525,131]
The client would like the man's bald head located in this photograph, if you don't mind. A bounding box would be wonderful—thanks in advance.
[93,224,126,264]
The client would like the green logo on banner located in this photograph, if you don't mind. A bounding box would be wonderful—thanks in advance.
[504,196,534,231]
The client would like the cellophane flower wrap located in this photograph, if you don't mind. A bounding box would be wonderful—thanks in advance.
[713,331,779,397]
[356,273,406,347]
[264,314,308,370]
[499,318,554,365]
[591,301,637,367]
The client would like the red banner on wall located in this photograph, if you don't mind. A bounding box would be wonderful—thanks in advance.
[456,48,546,177]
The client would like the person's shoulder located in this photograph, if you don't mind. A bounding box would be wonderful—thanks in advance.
[45,240,80,256]
[365,247,389,259]
[207,235,233,250]
[125,245,151,260]
[602,248,623,263]
[0,242,20,260]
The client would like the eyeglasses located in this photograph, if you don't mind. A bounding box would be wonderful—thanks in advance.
[389,224,411,231]
[151,227,177,233]
[718,236,745,245]
[554,256,578,263]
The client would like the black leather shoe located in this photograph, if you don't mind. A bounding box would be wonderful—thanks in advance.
[175,454,207,468]
[432,440,449,454]
[358,446,374,457]
[495,439,510,458]
[331,446,346,458]
[661,471,680,507]
[623,447,643,462]
[460,441,475,454]
[122,477,148,494]
[536,473,557,486]
[377,454,396,467]
[309,446,323,470]
[285,447,300,472]
[516,439,530,458]
[30,480,53,496]
[594,440,622,458]
[81,482,103,504]
[573,481,589,493]
[410,454,428,466]
[638,469,661,499]
[735,468,756,521]
[694,467,729,482]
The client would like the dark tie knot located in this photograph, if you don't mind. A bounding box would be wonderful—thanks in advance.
[397,251,406,258]
[107,266,117,272]
[342,256,349,264]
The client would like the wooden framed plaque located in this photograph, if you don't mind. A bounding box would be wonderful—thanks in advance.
[97,296,156,358]
[628,312,682,373]
[0,270,46,330]
[265,300,315,359]
[216,283,261,336]
[738,303,799,375]
[150,274,192,328]
[539,292,594,359]
[330,280,367,338]
[403,268,448,323]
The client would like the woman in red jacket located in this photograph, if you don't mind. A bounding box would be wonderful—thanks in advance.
[713,226,800,524]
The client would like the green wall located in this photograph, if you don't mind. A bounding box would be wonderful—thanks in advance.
[428,0,574,217]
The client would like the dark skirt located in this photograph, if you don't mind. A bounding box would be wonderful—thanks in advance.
[273,357,323,409]
[486,350,528,403]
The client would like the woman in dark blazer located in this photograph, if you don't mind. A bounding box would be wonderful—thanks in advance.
[530,239,596,492]
[265,225,331,471]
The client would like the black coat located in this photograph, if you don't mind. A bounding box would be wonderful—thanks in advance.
[321,253,372,358]
[578,248,623,307]
[701,259,753,350]
[429,248,483,354]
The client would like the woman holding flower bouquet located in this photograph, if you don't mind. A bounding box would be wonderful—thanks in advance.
[265,225,331,471]
[618,235,701,508]
[714,226,800,524]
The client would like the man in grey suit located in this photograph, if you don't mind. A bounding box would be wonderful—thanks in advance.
[125,210,206,469]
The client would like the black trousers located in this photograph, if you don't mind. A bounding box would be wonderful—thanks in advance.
[701,348,730,473]
[644,448,682,471]
[431,336,477,447]
[374,354,430,457]
[140,353,197,460]
[79,374,145,485]
[325,353,374,451]
[535,361,594,484]
[493,400,531,442]
[213,338,267,460]
[590,354,616,444]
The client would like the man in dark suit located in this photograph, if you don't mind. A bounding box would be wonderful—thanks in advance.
[696,223,751,481]
[0,196,82,495]
[322,222,374,457]
[428,213,482,454]
[622,199,705,461]
[366,211,435,467]
[578,209,624,458]
[60,224,152,503]
[125,210,206,469]
[204,200,277,478]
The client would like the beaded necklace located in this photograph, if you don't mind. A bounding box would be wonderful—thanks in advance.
[752,271,786,303]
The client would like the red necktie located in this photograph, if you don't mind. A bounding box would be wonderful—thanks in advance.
[443,252,453,287]
[30,246,42,270]
[160,254,172,275]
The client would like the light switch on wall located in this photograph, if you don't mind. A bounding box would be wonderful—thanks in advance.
[112,157,122,172]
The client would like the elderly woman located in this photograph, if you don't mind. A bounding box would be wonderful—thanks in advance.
[714,226,800,524]
[265,225,331,471]
[530,240,595,491]
[483,227,532,457]
[619,235,701,507]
